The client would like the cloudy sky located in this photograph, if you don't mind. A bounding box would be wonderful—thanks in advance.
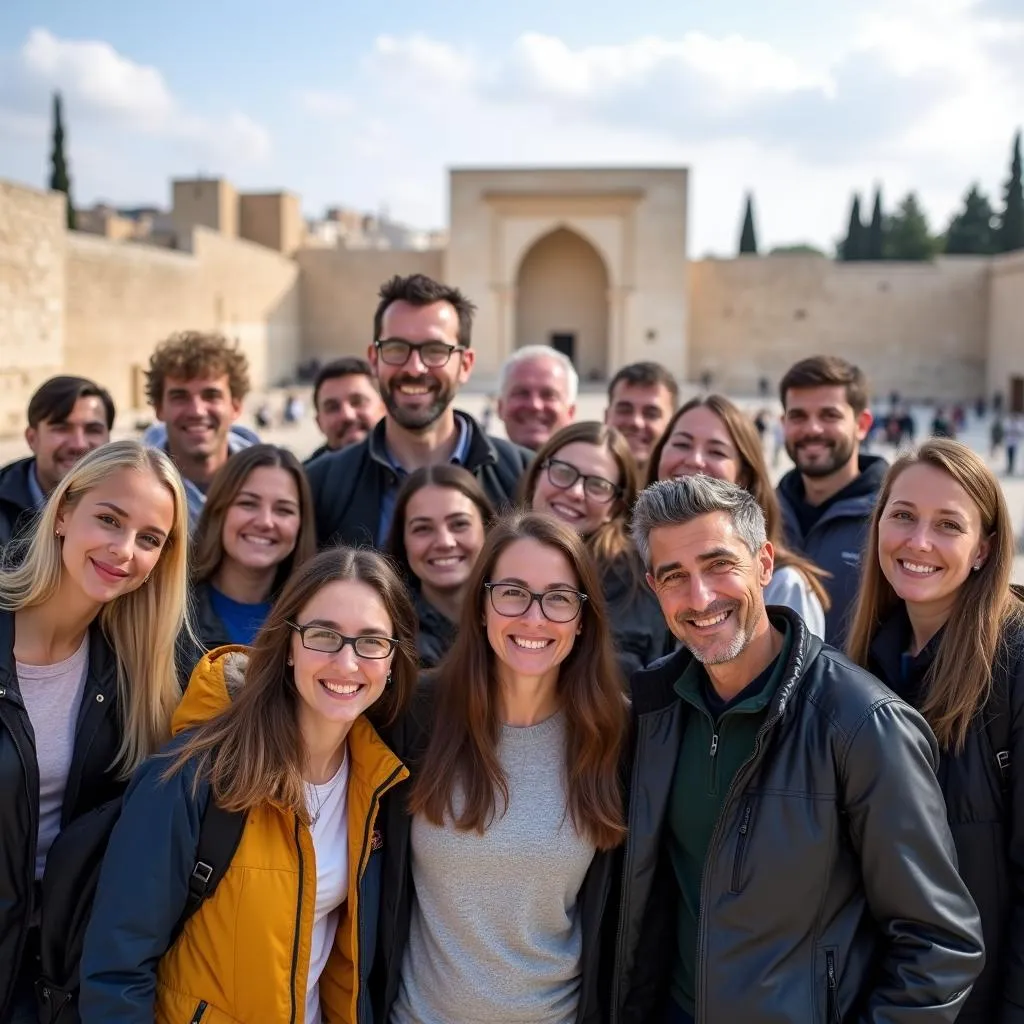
[0,0,1021,255]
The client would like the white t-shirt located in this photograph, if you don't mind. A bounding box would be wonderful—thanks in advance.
[16,634,90,879]
[303,750,350,1024]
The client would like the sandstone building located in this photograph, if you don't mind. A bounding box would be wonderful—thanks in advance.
[1,168,1021,437]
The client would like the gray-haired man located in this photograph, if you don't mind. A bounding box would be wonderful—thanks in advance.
[611,475,982,1024]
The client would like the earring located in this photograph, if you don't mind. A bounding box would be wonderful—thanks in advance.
[386,671,392,686]
[973,563,982,572]
[55,530,62,539]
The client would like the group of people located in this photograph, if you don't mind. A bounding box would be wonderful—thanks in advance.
[0,270,1022,1024]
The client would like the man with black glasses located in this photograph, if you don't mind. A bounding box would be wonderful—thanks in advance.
[306,274,532,549]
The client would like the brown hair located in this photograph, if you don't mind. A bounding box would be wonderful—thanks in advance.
[374,274,477,348]
[607,361,680,407]
[145,330,251,408]
[779,355,869,415]
[408,511,628,850]
[191,445,317,598]
[519,421,640,568]
[647,395,831,610]
[386,464,496,583]
[167,547,417,817]
[847,439,1024,752]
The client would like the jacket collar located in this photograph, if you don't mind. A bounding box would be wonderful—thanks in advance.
[631,607,819,720]
[0,457,39,515]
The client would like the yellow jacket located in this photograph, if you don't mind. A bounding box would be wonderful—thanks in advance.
[154,645,408,1023]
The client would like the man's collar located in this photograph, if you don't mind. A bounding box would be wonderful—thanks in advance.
[380,411,470,474]
[27,460,46,508]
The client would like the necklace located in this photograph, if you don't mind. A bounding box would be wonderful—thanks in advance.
[305,751,348,828]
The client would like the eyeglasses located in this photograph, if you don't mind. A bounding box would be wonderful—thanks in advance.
[484,583,587,623]
[287,621,398,659]
[543,458,621,503]
[375,339,463,368]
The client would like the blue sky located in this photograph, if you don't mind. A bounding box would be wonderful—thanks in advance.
[1,0,1021,254]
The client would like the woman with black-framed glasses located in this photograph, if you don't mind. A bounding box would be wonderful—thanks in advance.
[80,547,418,1024]
[376,510,628,1024]
[519,421,675,681]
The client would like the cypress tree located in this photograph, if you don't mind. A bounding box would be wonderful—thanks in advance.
[867,187,884,259]
[49,91,75,230]
[739,193,758,255]
[996,128,1024,253]
[840,193,865,260]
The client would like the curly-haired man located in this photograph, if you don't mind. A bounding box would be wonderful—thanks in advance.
[144,331,256,528]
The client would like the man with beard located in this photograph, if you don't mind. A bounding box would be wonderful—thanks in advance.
[776,355,886,646]
[305,356,385,463]
[0,376,115,548]
[613,475,983,1024]
[144,331,254,531]
[306,274,532,548]
[495,345,577,450]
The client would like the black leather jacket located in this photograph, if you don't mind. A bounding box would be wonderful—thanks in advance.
[0,610,124,1020]
[612,608,984,1024]
[305,413,532,549]
[868,601,1024,1024]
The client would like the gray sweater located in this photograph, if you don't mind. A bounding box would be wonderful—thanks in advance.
[391,710,596,1024]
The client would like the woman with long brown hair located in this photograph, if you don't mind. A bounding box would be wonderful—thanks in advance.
[847,438,1024,1024]
[520,421,673,677]
[386,464,495,668]
[647,394,830,636]
[179,444,316,682]
[377,510,628,1024]
[80,547,418,1024]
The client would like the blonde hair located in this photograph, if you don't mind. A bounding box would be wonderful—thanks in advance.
[0,440,192,776]
[847,439,1024,752]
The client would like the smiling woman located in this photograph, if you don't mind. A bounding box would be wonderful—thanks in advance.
[179,444,317,685]
[79,546,418,1024]
[0,440,190,1022]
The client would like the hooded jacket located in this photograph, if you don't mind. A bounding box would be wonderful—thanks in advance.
[776,454,888,646]
[79,646,408,1024]
[0,610,123,1022]
[612,608,984,1024]
[305,414,531,550]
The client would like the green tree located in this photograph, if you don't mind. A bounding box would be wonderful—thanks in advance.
[839,193,866,260]
[738,192,758,254]
[769,243,826,256]
[996,128,1024,253]
[945,184,996,254]
[49,91,75,230]
[884,192,937,261]
[867,187,885,259]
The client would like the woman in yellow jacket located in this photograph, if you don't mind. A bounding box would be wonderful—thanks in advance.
[79,546,417,1024]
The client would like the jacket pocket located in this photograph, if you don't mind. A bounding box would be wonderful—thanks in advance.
[189,1001,209,1023]
[825,949,840,1024]
[729,802,753,893]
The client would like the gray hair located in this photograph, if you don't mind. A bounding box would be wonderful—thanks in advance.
[497,345,579,404]
[630,476,768,569]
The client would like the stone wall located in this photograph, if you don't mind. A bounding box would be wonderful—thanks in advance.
[0,181,65,435]
[689,255,991,401]
[987,251,1024,410]
[297,246,445,363]
[64,226,299,415]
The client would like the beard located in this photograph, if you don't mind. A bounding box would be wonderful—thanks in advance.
[785,434,856,478]
[382,375,455,430]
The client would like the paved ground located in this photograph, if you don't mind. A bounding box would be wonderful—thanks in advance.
[3,385,1022,583]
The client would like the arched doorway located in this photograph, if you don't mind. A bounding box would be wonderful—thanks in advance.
[515,227,609,380]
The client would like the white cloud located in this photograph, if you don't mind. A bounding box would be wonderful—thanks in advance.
[294,88,354,118]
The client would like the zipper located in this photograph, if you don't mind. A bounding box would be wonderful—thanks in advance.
[708,728,719,794]
[826,950,839,1023]
[694,704,784,1024]
[729,803,752,893]
[289,820,304,1024]
[610,720,650,1024]
[354,764,405,1024]
[189,1001,208,1023]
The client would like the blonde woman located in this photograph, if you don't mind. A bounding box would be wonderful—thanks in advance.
[0,440,190,1024]
[848,438,1024,1024]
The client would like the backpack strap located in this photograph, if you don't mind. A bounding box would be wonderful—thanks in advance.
[170,801,247,945]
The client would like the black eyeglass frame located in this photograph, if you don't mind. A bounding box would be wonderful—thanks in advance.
[374,338,465,368]
[286,621,398,659]
[542,457,622,503]
[482,583,588,623]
